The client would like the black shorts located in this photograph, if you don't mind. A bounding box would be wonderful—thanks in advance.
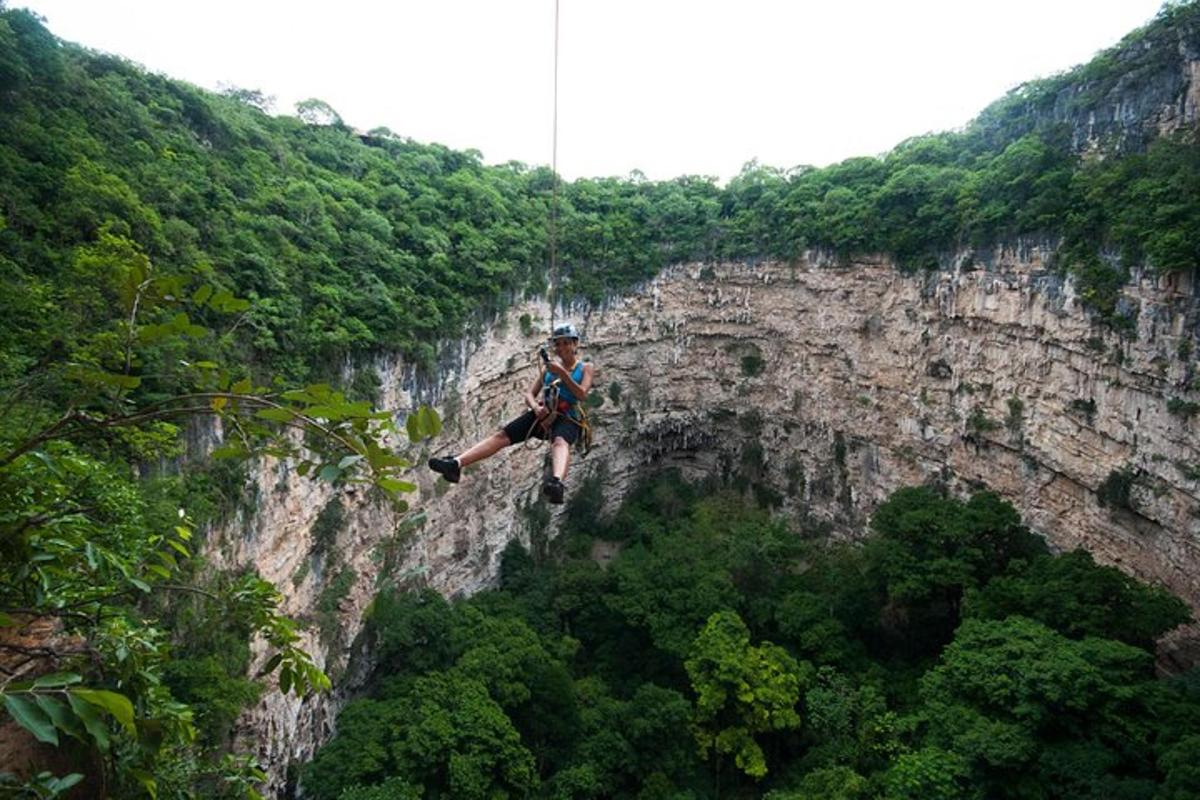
[502,410,581,446]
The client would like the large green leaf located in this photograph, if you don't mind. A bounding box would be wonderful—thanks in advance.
[378,478,417,494]
[67,693,109,750]
[280,388,316,403]
[343,401,372,419]
[365,448,408,470]
[48,774,84,793]
[337,454,364,470]
[257,654,283,678]
[304,383,334,401]
[146,564,172,580]
[68,366,141,390]
[69,689,135,733]
[207,289,251,313]
[256,407,297,423]
[4,694,59,745]
[35,695,86,742]
[419,406,443,438]
[32,672,82,689]
[191,284,214,305]
[303,404,346,420]
[211,444,247,460]
[130,768,158,799]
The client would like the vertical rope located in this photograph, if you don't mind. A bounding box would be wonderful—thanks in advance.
[548,0,560,331]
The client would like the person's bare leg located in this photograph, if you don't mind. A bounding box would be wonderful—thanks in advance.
[551,436,571,480]
[457,431,511,468]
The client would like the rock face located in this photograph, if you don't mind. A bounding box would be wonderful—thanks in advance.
[983,7,1200,154]
[224,247,1199,795]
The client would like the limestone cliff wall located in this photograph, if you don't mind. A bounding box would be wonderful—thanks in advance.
[223,247,1199,795]
[984,7,1200,154]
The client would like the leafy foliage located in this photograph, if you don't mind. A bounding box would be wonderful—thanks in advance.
[0,35,443,790]
[1,5,1198,394]
[304,475,1198,799]
[686,610,807,779]
[4,3,1200,795]
[965,549,1189,649]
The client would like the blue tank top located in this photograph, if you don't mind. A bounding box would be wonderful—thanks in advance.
[544,362,587,417]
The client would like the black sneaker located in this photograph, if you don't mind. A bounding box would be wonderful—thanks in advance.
[428,456,461,483]
[544,476,565,505]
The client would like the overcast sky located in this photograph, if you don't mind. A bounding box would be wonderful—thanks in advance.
[16,0,1168,181]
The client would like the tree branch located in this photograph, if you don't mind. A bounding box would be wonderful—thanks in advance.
[156,584,220,600]
[2,607,97,625]
[0,642,95,659]
[5,505,98,540]
[1,392,372,473]
[0,408,87,469]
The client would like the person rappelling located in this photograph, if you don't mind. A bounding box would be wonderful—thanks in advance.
[428,322,595,504]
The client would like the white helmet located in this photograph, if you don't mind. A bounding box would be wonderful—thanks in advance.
[551,322,581,342]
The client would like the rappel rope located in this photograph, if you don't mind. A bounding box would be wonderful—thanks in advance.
[520,0,593,457]
[518,0,562,452]
[548,0,561,333]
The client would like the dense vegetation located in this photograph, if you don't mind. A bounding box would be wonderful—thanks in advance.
[0,6,441,797]
[304,475,1197,799]
[2,3,1199,392]
[0,191,439,798]
[1,0,1198,796]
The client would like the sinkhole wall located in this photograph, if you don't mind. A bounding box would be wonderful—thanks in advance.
[213,246,1199,794]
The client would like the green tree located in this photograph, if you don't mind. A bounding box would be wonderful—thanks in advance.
[368,587,457,677]
[764,765,870,800]
[391,672,539,799]
[864,488,1046,656]
[303,673,537,800]
[300,698,406,799]
[917,616,1158,797]
[882,748,977,800]
[964,549,1190,650]
[1159,735,1200,800]
[337,778,423,800]
[607,528,739,661]
[686,610,808,780]
[0,221,439,794]
[555,676,697,798]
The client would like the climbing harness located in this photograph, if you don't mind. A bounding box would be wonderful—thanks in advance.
[519,348,593,456]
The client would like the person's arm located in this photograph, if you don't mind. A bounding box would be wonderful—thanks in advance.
[550,362,594,401]
[525,372,548,415]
